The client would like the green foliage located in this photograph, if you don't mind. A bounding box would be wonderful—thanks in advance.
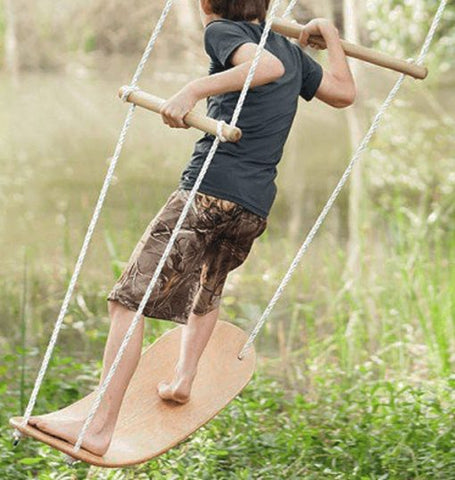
[1,1,454,476]
[2,358,455,479]
[356,94,454,375]
[103,227,126,280]
[366,0,455,80]
[0,0,184,69]
[0,347,97,479]
[83,33,96,54]
[367,99,455,233]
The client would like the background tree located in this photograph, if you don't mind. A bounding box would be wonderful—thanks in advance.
[175,0,200,62]
[343,0,367,282]
[3,0,19,84]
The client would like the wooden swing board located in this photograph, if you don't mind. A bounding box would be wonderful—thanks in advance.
[10,320,256,468]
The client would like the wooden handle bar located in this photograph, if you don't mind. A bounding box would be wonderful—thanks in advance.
[119,86,242,143]
[271,18,428,80]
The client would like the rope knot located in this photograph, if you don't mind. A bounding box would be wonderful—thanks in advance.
[216,120,228,143]
[12,429,22,447]
[121,85,140,103]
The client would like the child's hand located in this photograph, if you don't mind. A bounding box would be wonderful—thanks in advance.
[298,18,339,50]
[159,86,198,129]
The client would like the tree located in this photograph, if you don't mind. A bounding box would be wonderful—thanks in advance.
[343,0,367,282]
[4,0,19,84]
[286,0,337,241]
[174,0,201,62]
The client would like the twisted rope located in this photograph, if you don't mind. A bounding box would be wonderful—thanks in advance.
[15,0,176,442]
[216,120,228,142]
[283,0,299,18]
[238,0,448,359]
[72,0,285,453]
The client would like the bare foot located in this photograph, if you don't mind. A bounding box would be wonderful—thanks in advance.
[28,411,113,456]
[157,368,197,404]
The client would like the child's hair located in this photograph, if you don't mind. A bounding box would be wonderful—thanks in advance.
[208,0,270,22]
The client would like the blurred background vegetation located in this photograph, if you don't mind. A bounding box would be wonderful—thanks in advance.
[0,0,454,478]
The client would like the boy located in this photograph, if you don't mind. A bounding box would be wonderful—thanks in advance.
[29,0,355,456]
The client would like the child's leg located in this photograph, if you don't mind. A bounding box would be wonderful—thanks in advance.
[156,197,268,405]
[157,306,219,403]
[29,300,144,456]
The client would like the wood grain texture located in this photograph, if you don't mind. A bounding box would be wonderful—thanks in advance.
[119,87,243,143]
[10,320,256,468]
[271,18,428,80]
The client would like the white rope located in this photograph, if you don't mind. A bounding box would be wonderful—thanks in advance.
[416,0,447,64]
[15,0,176,441]
[238,0,448,359]
[72,0,285,453]
[121,85,140,103]
[230,0,283,127]
[16,0,446,451]
[216,120,228,142]
[283,0,299,18]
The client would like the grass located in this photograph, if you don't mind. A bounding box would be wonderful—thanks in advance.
[0,66,454,477]
[1,214,453,478]
[2,357,455,479]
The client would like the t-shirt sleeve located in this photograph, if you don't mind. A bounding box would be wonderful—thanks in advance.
[299,48,324,101]
[204,21,255,68]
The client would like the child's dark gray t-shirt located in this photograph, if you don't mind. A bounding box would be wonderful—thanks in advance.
[179,19,323,219]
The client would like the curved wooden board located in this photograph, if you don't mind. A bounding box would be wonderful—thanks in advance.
[10,320,256,467]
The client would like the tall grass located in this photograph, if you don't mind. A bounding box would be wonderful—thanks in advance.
[18,247,28,415]
[1,68,454,477]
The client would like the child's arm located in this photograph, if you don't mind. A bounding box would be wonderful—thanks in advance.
[299,19,356,108]
[160,44,285,129]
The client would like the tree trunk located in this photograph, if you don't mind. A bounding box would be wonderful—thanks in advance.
[286,131,305,242]
[4,0,19,84]
[175,0,200,62]
[287,0,336,241]
[343,0,366,281]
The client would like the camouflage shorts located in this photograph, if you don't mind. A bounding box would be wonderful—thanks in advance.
[106,188,267,325]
